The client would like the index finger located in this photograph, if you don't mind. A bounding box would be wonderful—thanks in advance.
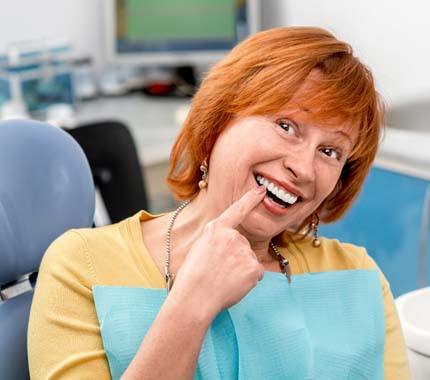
[215,186,266,229]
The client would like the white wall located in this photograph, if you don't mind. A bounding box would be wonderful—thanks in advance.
[261,0,430,107]
[0,0,105,66]
[0,0,428,106]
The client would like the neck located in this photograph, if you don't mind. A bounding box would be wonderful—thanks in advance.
[171,191,274,263]
[247,238,275,262]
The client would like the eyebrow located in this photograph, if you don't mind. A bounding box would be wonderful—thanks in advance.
[274,112,355,147]
[331,129,354,146]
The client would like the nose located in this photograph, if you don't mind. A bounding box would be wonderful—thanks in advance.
[283,147,316,183]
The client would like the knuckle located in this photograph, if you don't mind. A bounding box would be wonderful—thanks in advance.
[252,261,263,274]
[250,275,260,287]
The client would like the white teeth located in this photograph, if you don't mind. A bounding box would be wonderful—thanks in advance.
[255,174,299,205]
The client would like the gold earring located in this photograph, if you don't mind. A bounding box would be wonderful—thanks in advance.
[198,159,208,189]
[310,214,321,247]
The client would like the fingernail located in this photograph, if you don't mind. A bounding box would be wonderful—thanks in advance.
[255,185,266,194]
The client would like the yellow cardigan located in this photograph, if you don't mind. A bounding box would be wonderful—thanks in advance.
[28,211,411,379]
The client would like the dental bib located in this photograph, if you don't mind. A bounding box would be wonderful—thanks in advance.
[93,269,385,380]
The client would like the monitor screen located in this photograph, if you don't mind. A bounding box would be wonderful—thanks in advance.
[104,0,259,65]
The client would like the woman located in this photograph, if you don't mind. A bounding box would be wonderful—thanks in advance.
[28,27,411,379]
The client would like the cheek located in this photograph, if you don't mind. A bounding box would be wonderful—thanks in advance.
[208,143,257,195]
[210,133,267,177]
[314,166,343,202]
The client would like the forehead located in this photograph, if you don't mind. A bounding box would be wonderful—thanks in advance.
[278,70,361,143]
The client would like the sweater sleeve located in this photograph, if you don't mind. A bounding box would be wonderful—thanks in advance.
[28,230,111,380]
[359,251,411,380]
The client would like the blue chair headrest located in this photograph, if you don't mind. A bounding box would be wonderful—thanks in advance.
[0,119,95,284]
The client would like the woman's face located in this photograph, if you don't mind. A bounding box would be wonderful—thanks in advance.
[206,106,357,241]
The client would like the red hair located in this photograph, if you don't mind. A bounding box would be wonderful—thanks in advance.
[167,27,384,225]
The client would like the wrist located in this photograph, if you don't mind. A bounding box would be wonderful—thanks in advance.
[166,286,217,327]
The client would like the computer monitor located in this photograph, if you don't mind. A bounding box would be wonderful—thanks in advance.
[104,0,260,66]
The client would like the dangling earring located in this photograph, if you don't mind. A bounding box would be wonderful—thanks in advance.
[310,214,321,247]
[198,159,208,189]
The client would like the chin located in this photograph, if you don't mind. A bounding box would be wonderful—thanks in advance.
[239,210,288,241]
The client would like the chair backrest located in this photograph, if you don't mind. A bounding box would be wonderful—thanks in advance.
[0,119,95,380]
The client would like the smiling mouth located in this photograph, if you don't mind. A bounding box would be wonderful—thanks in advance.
[254,174,302,209]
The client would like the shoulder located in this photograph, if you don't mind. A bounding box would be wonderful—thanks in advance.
[310,235,390,290]
[285,232,369,269]
[39,211,164,287]
[42,220,124,260]
[285,233,387,283]
[39,229,91,277]
[318,236,369,268]
[39,214,137,284]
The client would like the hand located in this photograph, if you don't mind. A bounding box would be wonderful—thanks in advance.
[168,186,266,319]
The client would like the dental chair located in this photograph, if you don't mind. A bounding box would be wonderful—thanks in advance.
[0,119,95,379]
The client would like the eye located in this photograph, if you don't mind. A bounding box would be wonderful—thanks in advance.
[321,147,342,161]
[275,118,296,135]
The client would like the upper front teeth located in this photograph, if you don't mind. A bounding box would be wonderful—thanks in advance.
[256,175,299,204]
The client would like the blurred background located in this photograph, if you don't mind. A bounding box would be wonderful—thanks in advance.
[0,0,428,296]
[0,2,429,377]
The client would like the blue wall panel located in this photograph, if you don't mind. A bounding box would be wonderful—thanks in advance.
[320,167,430,297]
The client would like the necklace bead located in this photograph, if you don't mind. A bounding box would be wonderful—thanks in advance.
[165,200,190,292]
[269,242,292,283]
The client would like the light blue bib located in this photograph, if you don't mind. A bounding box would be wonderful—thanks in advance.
[93,270,385,380]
